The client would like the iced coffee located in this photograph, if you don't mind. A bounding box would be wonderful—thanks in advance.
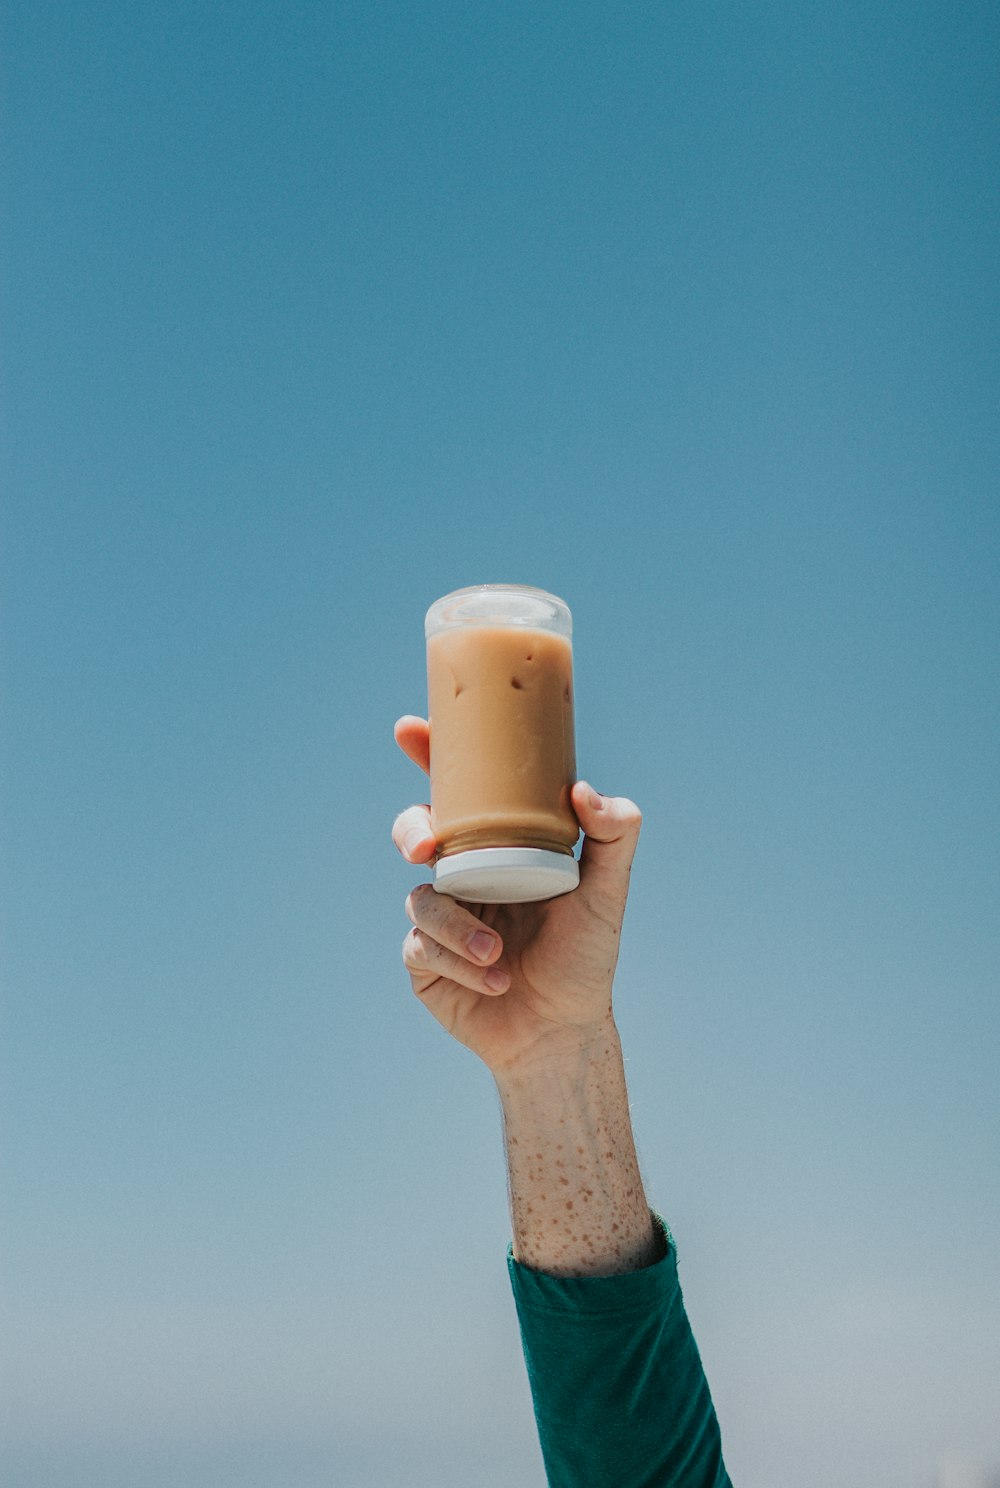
[425,585,580,903]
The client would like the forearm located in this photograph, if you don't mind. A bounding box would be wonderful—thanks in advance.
[495,1014,660,1278]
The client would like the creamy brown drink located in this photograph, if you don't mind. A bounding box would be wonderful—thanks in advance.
[425,586,580,903]
[428,624,577,852]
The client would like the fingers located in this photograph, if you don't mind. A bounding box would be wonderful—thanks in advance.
[402,929,511,996]
[405,883,504,966]
[571,780,642,899]
[402,884,510,995]
[392,719,434,861]
[392,803,437,864]
[394,715,430,775]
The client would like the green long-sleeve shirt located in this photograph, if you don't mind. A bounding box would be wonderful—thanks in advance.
[508,1219,732,1487]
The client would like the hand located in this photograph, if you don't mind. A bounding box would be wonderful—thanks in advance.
[392,715,642,1076]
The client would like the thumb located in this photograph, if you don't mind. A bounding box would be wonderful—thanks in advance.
[572,781,643,902]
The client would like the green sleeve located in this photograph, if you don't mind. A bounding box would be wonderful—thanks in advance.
[507,1218,732,1488]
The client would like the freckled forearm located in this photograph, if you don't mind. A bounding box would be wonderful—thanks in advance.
[495,1018,659,1278]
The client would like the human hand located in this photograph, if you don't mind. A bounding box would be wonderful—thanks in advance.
[392,715,642,1077]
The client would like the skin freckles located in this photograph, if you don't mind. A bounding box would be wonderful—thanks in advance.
[498,1024,659,1279]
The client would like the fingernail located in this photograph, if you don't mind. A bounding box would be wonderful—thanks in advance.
[467,929,497,961]
[588,786,605,811]
[485,967,510,991]
[404,828,431,856]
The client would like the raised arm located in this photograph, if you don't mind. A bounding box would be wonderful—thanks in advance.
[392,716,731,1487]
[392,714,655,1276]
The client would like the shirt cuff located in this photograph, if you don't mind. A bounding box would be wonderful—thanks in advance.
[507,1213,675,1314]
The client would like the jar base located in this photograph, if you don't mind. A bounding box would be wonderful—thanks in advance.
[433,848,580,904]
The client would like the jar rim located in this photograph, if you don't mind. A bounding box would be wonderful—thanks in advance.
[425,584,572,638]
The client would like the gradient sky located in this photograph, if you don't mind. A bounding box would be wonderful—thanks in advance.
[2,2,999,1485]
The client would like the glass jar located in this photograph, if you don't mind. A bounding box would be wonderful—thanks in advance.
[424,584,580,903]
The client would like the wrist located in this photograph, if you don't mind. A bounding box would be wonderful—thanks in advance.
[490,1010,619,1090]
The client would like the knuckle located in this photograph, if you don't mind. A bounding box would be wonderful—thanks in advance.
[410,882,436,914]
[393,805,427,846]
[401,928,425,970]
[404,883,434,923]
[619,798,642,829]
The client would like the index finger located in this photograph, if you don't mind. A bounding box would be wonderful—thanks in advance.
[394,715,430,775]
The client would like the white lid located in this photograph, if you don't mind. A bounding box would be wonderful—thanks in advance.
[433,848,580,904]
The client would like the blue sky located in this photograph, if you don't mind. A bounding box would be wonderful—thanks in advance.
[2,2,998,1484]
